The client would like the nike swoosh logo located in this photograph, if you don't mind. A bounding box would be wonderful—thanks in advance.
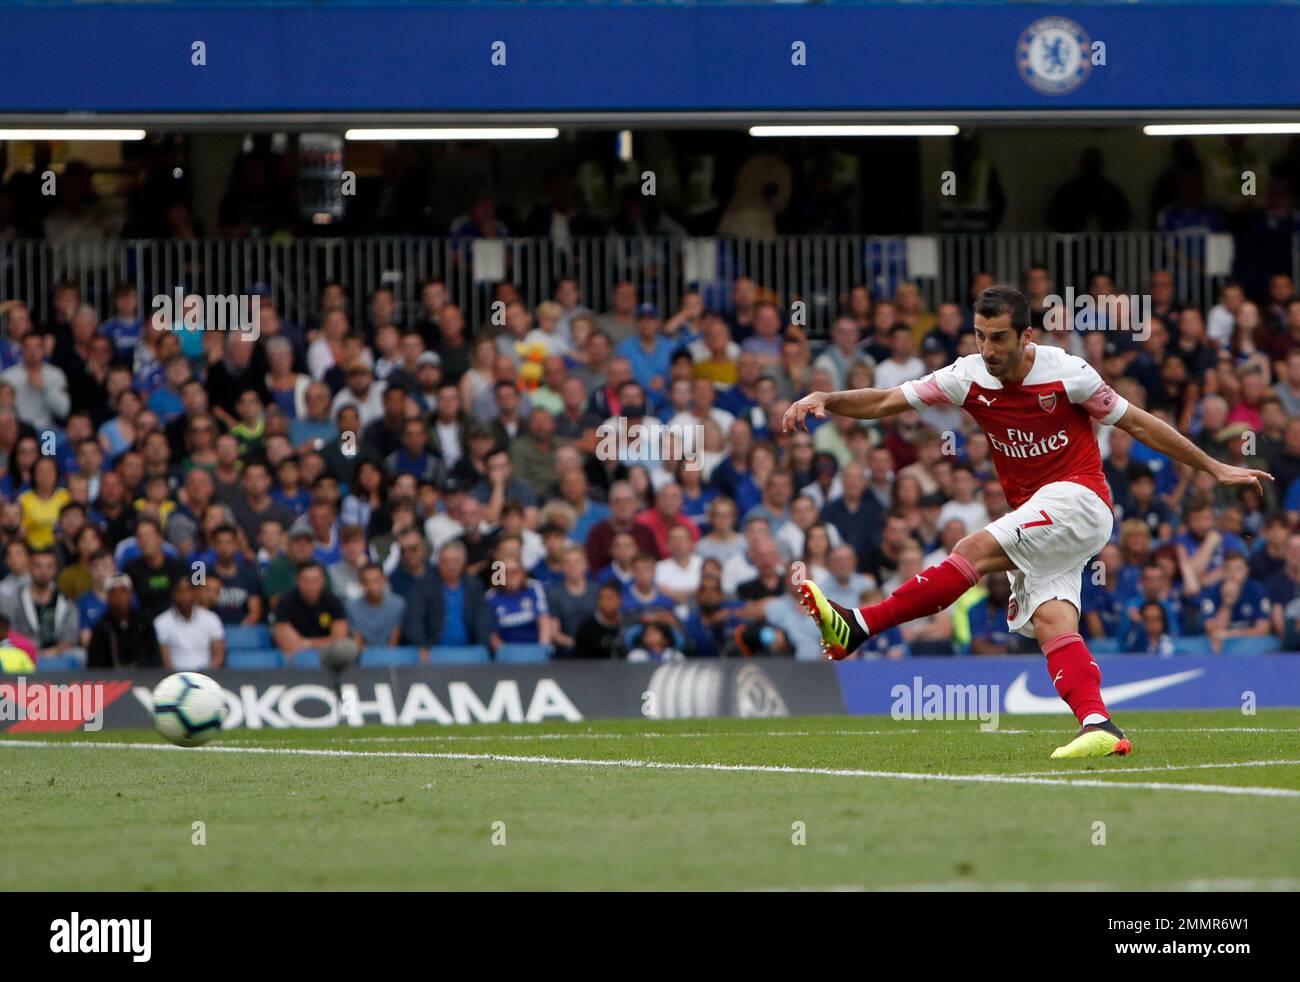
[1003,668,1205,714]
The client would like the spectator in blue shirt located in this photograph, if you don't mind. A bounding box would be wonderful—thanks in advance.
[1081,543,1127,641]
[426,539,492,648]
[1199,551,1272,649]
[1175,495,1247,589]
[99,281,142,359]
[968,574,1016,654]
[1122,600,1178,657]
[346,563,406,648]
[614,304,677,393]
[1122,561,1195,639]
[486,560,552,649]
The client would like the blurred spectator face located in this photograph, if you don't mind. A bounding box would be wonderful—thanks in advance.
[708,498,737,533]
[401,420,428,455]
[213,527,238,564]
[831,317,858,351]
[1200,397,1229,432]
[666,525,692,562]
[399,532,426,572]
[612,282,637,316]
[939,519,967,551]
[935,303,963,334]
[632,555,656,590]
[882,515,910,550]
[754,304,781,339]
[985,573,1011,606]
[872,303,897,333]
[743,519,772,553]
[422,281,447,315]
[439,304,465,341]
[136,522,162,559]
[555,279,580,309]
[1220,284,1245,312]
[828,546,857,581]
[735,353,762,387]
[1177,309,1205,340]
[6,304,32,341]
[370,289,396,326]
[361,565,387,603]
[1151,271,1174,305]
[789,495,816,530]
[439,543,467,582]
[1140,564,1169,599]
[243,464,271,498]
[656,482,684,518]
[765,472,792,509]
[733,277,757,308]
[848,286,871,319]
[1237,302,1261,334]
[527,408,555,441]
[561,546,588,581]
[297,565,326,604]
[841,464,867,501]
[1024,268,1051,301]
[1187,506,1214,539]
[597,585,622,619]
[608,484,637,524]
[610,532,637,569]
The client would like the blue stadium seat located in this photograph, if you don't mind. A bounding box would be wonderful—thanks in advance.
[226,649,285,670]
[1090,638,1122,655]
[1172,636,1214,656]
[1220,636,1281,657]
[225,624,272,651]
[360,646,422,667]
[494,644,551,664]
[290,650,321,669]
[428,645,491,665]
[36,653,82,672]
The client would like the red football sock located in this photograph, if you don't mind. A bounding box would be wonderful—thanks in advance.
[859,554,980,635]
[1043,633,1108,725]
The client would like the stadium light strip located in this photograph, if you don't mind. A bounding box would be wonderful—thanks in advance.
[0,129,146,141]
[749,125,959,137]
[1143,123,1300,136]
[344,127,559,141]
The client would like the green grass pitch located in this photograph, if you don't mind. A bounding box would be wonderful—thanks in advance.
[4,709,1300,891]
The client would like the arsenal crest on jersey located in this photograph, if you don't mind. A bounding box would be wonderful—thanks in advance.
[1037,391,1057,413]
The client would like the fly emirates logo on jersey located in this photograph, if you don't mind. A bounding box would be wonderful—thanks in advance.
[986,424,1070,460]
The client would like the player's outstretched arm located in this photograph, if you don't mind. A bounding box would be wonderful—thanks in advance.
[783,386,911,432]
[1113,404,1273,494]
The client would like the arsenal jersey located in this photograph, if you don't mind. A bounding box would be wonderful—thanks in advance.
[900,343,1128,509]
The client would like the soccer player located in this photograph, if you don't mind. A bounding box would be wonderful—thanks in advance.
[784,286,1271,758]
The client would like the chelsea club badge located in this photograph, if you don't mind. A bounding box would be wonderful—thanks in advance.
[1018,17,1092,95]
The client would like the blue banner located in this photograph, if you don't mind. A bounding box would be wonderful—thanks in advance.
[836,656,1300,714]
[1,3,1298,112]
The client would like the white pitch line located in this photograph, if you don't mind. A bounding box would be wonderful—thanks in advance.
[316,729,928,743]
[1015,758,1300,777]
[263,724,1297,745]
[4,738,1300,799]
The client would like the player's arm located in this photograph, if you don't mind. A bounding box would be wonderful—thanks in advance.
[1112,404,1272,493]
[783,386,911,432]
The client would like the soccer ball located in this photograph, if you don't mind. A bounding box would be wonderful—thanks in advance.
[151,672,228,747]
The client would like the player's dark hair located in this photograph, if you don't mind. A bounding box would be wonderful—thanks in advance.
[974,285,1031,332]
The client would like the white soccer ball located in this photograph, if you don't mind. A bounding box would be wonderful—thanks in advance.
[151,672,228,747]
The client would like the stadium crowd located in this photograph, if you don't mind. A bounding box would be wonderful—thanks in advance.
[0,259,1299,669]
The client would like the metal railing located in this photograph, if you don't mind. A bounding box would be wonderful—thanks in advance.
[0,233,1291,337]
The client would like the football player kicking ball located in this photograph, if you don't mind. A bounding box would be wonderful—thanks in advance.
[784,286,1271,759]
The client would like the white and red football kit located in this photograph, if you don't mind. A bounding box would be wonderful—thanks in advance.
[900,344,1127,637]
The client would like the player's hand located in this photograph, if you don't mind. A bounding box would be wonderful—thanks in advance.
[1213,462,1273,494]
[783,392,828,433]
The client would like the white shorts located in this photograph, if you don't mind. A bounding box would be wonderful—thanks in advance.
[985,481,1114,639]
